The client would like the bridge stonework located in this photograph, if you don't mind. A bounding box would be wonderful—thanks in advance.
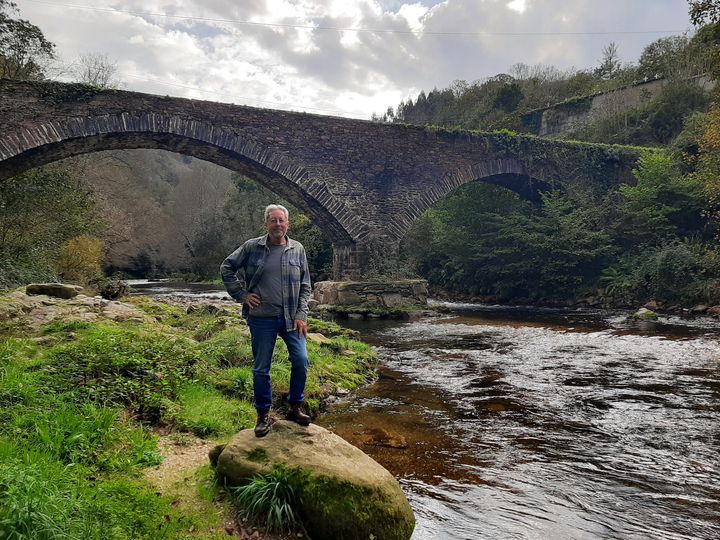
[0,80,641,279]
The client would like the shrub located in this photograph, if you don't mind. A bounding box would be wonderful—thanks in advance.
[55,235,105,285]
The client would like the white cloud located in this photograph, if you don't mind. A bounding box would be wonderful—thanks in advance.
[15,0,692,118]
[507,0,527,14]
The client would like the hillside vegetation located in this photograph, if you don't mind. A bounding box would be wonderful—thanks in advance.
[390,25,720,308]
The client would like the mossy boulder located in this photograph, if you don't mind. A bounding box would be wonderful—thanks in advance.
[26,282,83,299]
[211,421,415,540]
[629,307,659,321]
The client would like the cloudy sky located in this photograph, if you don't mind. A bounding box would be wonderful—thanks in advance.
[16,0,693,119]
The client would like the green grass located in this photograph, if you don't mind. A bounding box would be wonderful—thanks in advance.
[0,292,377,538]
[200,327,254,367]
[174,383,256,437]
[0,440,186,540]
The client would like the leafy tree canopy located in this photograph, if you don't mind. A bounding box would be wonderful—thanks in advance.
[0,0,55,80]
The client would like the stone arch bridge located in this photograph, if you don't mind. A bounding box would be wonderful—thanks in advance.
[0,80,641,279]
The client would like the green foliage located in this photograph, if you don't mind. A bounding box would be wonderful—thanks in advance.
[19,403,116,465]
[0,166,104,288]
[307,317,359,338]
[689,1,720,25]
[232,464,308,533]
[55,234,105,285]
[402,182,615,300]
[36,81,104,103]
[403,118,720,306]
[573,81,710,145]
[0,440,182,540]
[601,239,715,303]
[212,366,254,400]
[200,327,254,367]
[617,151,706,244]
[0,0,55,80]
[42,324,201,422]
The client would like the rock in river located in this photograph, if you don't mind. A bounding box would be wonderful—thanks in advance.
[210,420,415,540]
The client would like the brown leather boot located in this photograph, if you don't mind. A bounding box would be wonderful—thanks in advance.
[286,403,311,426]
[254,412,275,437]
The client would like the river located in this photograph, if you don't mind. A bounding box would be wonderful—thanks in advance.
[132,281,720,539]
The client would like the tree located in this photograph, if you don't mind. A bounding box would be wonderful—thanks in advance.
[0,166,103,286]
[638,36,690,79]
[493,82,524,112]
[594,42,622,80]
[616,151,706,246]
[55,235,105,284]
[689,0,720,25]
[72,52,121,88]
[0,0,54,80]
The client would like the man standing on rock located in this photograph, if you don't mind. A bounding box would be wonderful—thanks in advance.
[220,204,312,437]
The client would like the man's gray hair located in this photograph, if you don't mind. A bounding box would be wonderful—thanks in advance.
[264,204,289,222]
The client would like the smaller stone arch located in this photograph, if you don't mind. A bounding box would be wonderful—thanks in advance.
[389,158,554,241]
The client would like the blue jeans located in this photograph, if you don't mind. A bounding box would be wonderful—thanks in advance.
[248,316,309,414]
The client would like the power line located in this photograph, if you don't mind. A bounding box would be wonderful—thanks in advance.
[22,0,684,37]
[120,73,373,119]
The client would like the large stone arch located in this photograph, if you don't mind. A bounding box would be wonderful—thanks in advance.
[0,113,363,246]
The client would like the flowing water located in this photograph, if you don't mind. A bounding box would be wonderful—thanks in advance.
[317,304,720,540]
[132,282,720,539]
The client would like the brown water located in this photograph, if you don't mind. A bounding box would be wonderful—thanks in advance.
[317,304,720,540]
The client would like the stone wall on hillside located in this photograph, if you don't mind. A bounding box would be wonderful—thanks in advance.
[522,75,715,137]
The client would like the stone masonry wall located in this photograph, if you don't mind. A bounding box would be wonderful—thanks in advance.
[524,75,715,137]
[312,280,428,309]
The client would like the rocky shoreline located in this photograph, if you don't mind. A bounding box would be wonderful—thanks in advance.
[430,287,720,318]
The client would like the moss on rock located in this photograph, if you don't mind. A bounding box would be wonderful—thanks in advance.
[214,421,415,540]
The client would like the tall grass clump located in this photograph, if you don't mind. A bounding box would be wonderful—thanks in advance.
[232,465,309,533]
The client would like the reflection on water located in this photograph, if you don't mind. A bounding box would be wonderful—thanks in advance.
[318,304,720,540]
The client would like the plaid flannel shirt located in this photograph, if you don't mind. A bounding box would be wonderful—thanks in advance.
[220,234,311,332]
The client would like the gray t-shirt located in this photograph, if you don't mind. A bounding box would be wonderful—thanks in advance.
[248,244,284,317]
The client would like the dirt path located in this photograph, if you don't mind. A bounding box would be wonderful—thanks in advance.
[145,435,217,491]
[145,434,293,540]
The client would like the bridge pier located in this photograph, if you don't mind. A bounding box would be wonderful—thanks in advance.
[332,239,401,280]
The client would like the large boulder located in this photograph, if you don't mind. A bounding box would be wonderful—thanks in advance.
[211,421,415,540]
[26,283,83,299]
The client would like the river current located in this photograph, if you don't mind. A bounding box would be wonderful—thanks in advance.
[318,305,720,540]
[132,282,720,539]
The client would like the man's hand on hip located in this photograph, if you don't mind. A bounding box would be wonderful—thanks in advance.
[293,319,308,338]
[243,293,261,309]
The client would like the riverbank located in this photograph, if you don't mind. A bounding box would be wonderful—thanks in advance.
[430,286,720,317]
[0,289,377,539]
